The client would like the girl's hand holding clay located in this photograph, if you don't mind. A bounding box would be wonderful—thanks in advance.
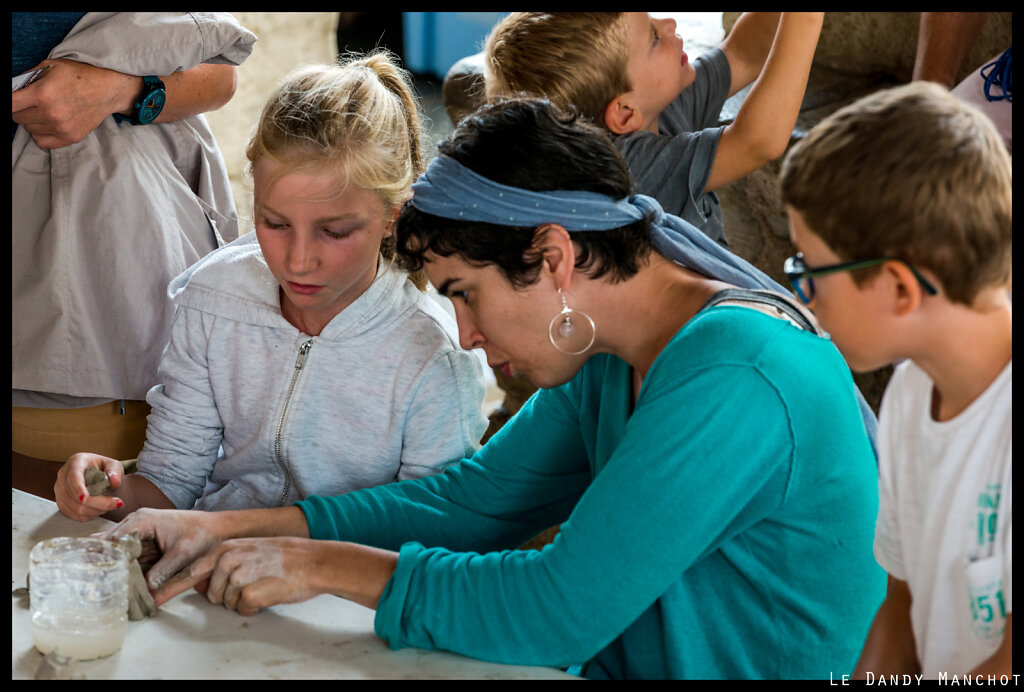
[54,453,125,521]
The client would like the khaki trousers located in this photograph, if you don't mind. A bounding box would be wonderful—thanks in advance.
[12,401,149,500]
[12,400,150,461]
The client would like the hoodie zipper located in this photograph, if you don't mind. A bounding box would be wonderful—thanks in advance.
[274,338,313,506]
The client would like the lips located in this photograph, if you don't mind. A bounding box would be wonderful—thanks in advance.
[680,50,689,68]
[287,281,323,295]
[490,362,513,379]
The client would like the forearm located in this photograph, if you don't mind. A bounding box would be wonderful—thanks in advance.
[722,12,782,95]
[209,506,312,542]
[114,63,237,122]
[853,580,920,677]
[312,541,399,610]
[102,477,309,541]
[103,473,177,522]
[729,12,823,160]
[913,12,989,87]
[156,63,237,121]
[968,613,1012,676]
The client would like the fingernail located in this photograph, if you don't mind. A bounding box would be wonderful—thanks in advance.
[116,499,124,509]
[79,495,85,503]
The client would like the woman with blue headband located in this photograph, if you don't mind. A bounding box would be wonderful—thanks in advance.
[100,99,886,679]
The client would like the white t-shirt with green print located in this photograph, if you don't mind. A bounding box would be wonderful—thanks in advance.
[874,359,1012,677]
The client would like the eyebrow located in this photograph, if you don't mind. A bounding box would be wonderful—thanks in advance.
[261,204,364,225]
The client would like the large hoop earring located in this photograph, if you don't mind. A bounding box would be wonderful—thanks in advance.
[548,288,595,355]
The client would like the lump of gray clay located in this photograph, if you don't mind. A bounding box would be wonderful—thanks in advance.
[83,466,110,496]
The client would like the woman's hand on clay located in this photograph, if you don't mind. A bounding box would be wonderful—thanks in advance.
[154,537,327,615]
[54,453,125,522]
[96,507,226,600]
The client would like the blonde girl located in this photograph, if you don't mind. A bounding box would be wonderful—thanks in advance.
[55,51,488,520]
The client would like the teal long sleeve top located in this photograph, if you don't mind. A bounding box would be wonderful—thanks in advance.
[298,306,886,679]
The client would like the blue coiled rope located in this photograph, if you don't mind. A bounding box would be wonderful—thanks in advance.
[980,46,1012,102]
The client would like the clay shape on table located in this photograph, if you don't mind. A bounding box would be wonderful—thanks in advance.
[114,531,158,621]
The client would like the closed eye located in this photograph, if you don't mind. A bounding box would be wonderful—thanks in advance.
[323,228,354,240]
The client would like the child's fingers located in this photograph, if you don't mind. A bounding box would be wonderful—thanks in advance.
[82,493,124,514]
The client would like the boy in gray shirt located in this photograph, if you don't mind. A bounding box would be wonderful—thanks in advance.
[484,12,823,248]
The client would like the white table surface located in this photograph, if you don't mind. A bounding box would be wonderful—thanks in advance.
[12,489,576,680]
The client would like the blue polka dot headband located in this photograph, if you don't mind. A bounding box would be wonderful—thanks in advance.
[409,154,789,294]
[411,154,645,231]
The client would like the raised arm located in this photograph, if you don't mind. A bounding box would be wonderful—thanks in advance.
[705,12,823,193]
[913,12,989,88]
[719,12,782,97]
[11,60,237,150]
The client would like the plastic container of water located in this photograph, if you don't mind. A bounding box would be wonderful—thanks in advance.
[29,537,129,660]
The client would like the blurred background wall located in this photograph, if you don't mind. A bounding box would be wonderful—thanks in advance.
[204,13,341,228]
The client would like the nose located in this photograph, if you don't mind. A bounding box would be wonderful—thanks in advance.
[655,15,677,35]
[285,233,317,276]
[453,304,485,352]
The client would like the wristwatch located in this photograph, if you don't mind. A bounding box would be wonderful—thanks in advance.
[114,75,166,126]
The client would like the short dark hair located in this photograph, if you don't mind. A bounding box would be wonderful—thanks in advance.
[395,98,655,289]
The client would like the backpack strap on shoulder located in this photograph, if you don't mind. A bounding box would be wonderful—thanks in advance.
[699,288,824,336]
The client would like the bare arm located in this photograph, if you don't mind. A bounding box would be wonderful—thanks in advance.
[968,613,1012,676]
[11,60,237,149]
[720,12,782,97]
[705,12,823,193]
[101,473,177,522]
[913,12,989,88]
[853,576,921,677]
[154,62,238,121]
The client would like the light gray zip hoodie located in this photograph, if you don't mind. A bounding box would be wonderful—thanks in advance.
[137,232,488,511]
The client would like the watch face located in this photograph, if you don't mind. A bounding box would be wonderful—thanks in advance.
[138,90,166,125]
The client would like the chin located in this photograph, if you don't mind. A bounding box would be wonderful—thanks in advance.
[530,368,582,390]
[843,354,893,375]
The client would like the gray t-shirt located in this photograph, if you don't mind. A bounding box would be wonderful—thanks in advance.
[613,47,732,247]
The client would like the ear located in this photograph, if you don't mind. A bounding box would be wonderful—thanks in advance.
[383,202,405,237]
[603,93,644,135]
[532,224,576,291]
[884,261,926,317]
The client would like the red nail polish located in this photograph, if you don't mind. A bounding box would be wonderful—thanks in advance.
[79,495,85,503]
[116,499,124,509]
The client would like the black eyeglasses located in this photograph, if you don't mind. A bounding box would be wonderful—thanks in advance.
[783,253,940,304]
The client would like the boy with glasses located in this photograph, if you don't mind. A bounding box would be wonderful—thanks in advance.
[779,81,1012,678]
